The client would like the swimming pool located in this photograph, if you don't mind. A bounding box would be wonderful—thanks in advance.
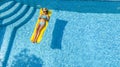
[0,0,120,67]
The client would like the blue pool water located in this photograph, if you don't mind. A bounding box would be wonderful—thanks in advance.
[0,0,120,67]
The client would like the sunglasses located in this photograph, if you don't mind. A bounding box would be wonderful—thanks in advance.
[43,10,47,12]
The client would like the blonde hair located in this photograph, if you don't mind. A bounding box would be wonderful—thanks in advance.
[42,8,48,14]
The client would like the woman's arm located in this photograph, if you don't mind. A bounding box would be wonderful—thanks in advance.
[46,15,50,21]
[39,14,42,19]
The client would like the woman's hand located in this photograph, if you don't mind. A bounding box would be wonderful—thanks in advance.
[39,14,42,19]
[47,15,50,21]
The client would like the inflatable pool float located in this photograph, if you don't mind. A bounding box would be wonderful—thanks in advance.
[30,8,52,43]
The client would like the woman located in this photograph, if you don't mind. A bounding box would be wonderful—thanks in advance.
[33,8,50,43]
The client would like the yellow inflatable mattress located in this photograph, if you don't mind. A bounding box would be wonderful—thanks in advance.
[30,9,52,43]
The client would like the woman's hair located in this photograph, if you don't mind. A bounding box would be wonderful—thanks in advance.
[42,8,48,14]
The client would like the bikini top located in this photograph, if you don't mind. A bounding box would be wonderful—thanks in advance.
[39,15,49,20]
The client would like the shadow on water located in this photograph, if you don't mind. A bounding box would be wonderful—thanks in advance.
[0,6,30,27]
[0,20,5,49]
[11,49,43,67]
[0,1,16,13]
[0,0,13,6]
[0,5,29,49]
[0,27,6,49]
[0,3,23,19]
[51,19,67,49]
[14,0,120,13]
[2,8,36,67]
[0,4,23,49]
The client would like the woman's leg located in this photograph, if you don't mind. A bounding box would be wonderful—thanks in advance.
[33,25,40,43]
[35,24,45,42]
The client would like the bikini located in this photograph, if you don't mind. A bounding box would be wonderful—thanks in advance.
[39,15,48,26]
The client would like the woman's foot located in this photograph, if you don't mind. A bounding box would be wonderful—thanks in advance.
[32,39,36,43]
[33,41,35,43]
[33,39,37,43]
